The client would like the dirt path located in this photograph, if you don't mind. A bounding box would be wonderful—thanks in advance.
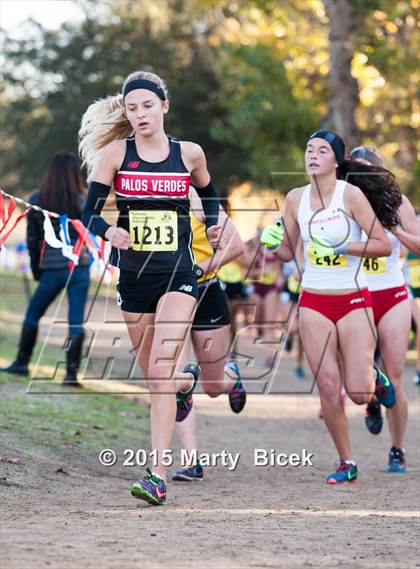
[1,288,419,569]
[2,363,419,569]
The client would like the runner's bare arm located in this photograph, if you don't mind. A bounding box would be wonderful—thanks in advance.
[199,209,245,275]
[181,142,211,188]
[190,189,244,271]
[293,237,305,280]
[274,188,302,262]
[392,196,420,255]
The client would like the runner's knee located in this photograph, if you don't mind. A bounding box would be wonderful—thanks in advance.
[317,373,341,403]
[345,377,372,405]
[203,388,221,398]
[147,365,174,393]
[201,379,223,398]
[347,392,371,405]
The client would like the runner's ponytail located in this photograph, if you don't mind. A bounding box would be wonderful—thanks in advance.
[337,160,402,230]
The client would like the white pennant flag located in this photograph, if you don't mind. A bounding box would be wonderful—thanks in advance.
[43,212,79,265]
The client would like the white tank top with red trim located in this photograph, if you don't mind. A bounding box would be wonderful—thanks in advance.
[297,180,368,290]
[361,229,404,291]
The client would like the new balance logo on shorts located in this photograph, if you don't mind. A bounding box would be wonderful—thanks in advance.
[179,284,193,293]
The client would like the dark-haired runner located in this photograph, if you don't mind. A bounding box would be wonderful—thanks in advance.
[350,146,419,472]
[260,130,398,484]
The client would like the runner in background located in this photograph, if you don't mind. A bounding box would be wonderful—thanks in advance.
[172,188,246,481]
[218,257,254,347]
[395,209,420,386]
[280,241,306,379]
[246,229,284,368]
[350,146,419,472]
[218,197,255,352]
[406,249,420,385]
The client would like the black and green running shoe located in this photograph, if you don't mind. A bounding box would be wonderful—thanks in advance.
[387,447,406,474]
[365,399,383,435]
[172,461,204,482]
[374,366,396,408]
[176,362,200,422]
[227,362,246,414]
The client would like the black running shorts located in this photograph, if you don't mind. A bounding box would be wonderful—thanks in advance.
[192,278,231,331]
[117,269,198,313]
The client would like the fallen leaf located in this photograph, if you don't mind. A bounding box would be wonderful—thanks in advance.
[0,456,20,464]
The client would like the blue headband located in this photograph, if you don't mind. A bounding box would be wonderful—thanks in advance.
[123,79,166,101]
[309,130,345,164]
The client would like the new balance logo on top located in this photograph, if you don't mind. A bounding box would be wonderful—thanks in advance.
[179,284,193,293]
[127,161,140,168]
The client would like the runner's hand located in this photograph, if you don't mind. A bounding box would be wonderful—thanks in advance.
[260,219,284,250]
[105,227,132,249]
[307,235,335,258]
[206,225,225,250]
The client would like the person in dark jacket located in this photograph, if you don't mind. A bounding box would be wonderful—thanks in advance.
[0,152,90,386]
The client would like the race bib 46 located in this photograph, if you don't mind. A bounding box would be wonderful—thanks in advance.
[408,261,420,288]
[362,257,386,275]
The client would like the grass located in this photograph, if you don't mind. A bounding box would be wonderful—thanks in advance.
[0,377,149,473]
[0,271,150,481]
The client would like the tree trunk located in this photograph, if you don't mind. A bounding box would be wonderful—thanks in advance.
[323,0,360,150]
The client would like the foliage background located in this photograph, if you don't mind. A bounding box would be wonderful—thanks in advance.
[1,0,418,203]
